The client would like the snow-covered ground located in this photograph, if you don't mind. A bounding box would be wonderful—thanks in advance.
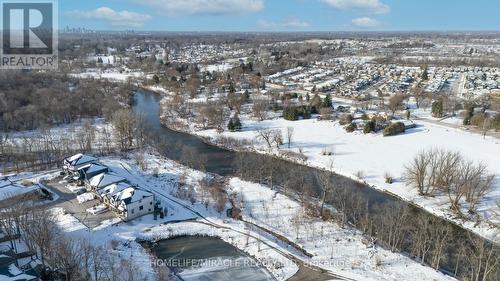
[22,152,457,280]
[70,68,147,82]
[228,178,455,281]
[200,63,233,72]
[178,112,500,243]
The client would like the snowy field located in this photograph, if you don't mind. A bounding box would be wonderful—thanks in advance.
[70,69,147,82]
[18,152,457,280]
[187,114,500,243]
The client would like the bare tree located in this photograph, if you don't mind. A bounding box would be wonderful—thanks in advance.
[111,109,136,151]
[252,98,269,121]
[387,94,405,116]
[286,127,294,148]
[315,168,334,218]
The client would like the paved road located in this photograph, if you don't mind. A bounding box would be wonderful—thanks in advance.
[416,116,500,139]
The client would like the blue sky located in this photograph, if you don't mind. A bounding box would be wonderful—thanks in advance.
[58,0,500,31]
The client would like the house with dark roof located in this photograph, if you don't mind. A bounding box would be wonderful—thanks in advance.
[80,163,108,181]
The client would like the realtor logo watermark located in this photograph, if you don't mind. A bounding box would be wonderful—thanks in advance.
[1,0,57,69]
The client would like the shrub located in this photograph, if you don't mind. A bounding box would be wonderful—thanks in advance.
[383,122,405,136]
[470,113,486,127]
[283,106,300,121]
[345,122,356,132]
[363,120,376,134]
[384,172,393,184]
[339,114,353,125]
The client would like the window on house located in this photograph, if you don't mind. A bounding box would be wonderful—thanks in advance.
[139,206,144,211]
[131,209,134,214]
[150,202,153,205]
[148,208,151,212]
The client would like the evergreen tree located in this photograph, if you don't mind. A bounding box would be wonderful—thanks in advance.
[363,120,376,134]
[310,94,322,112]
[153,74,160,84]
[228,114,242,131]
[233,115,242,131]
[227,118,235,131]
[421,66,429,80]
[463,103,474,125]
[283,106,299,121]
[431,99,443,118]
[322,93,332,108]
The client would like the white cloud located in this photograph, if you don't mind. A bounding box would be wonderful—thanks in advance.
[257,17,310,29]
[282,18,310,28]
[351,17,382,27]
[322,0,390,14]
[66,7,152,28]
[139,0,264,16]
[256,20,276,29]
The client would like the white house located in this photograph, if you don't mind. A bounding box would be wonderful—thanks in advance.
[110,187,154,221]
[87,172,126,191]
[97,182,132,204]
[62,154,98,172]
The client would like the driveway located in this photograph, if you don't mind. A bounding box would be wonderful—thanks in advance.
[45,179,117,229]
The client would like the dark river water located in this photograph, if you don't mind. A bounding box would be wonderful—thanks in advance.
[132,89,388,203]
[132,89,497,279]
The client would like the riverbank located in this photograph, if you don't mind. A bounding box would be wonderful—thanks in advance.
[24,145,456,280]
[154,91,499,245]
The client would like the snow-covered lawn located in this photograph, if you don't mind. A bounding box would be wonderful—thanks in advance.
[190,115,500,243]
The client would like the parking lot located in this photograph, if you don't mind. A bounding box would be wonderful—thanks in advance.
[46,178,117,229]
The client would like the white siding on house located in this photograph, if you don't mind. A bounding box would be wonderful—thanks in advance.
[124,195,154,221]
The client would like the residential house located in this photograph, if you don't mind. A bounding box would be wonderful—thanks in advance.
[87,172,126,191]
[62,154,98,173]
[80,164,108,182]
[109,187,154,221]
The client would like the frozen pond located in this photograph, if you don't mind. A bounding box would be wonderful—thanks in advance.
[150,236,275,281]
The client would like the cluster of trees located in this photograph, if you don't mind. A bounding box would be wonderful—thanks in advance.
[256,128,283,149]
[198,176,228,213]
[383,121,406,136]
[283,105,312,121]
[405,148,494,215]
[232,152,499,280]
[463,104,500,134]
[0,71,129,131]
[0,201,160,281]
[1,110,158,173]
